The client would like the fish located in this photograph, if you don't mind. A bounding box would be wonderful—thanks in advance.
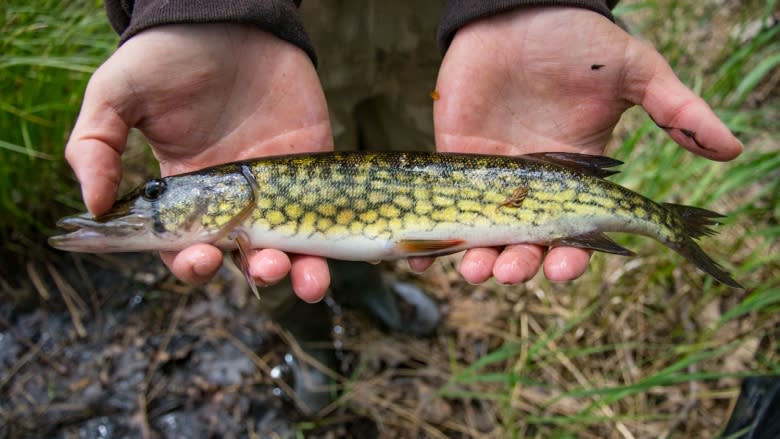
[49,151,742,293]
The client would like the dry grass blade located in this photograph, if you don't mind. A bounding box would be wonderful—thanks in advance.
[25,261,49,301]
[45,261,87,338]
[72,255,103,322]
[0,341,41,390]
[0,315,68,375]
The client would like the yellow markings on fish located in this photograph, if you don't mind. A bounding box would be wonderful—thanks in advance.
[432,206,459,223]
[557,189,577,202]
[216,214,234,226]
[578,192,597,204]
[459,187,481,199]
[318,204,337,217]
[285,203,303,219]
[406,213,431,229]
[599,196,616,209]
[483,192,507,205]
[364,218,388,238]
[435,186,458,196]
[275,223,298,236]
[336,210,355,225]
[432,195,454,207]
[326,224,349,236]
[288,185,303,198]
[394,195,414,210]
[301,192,318,206]
[300,212,318,234]
[379,204,400,218]
[267,210,286,226]
[413,188,429,199]
[375,170,392,180]
[368,192,387,204]
[317,217,333,231]
[388,218,403,230]
[607,188,624,201]
[414,201,433,215]
[349,221,364,234]
[457,199,483,212]
[370,180,387,190]
[360,210,379,223]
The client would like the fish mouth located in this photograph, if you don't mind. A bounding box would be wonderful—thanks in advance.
[49,213,152,252]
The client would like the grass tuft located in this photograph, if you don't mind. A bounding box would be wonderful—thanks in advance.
[0,1,116,247]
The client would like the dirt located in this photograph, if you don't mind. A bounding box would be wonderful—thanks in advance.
[0,253,349,438]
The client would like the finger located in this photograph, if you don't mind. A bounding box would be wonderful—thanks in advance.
[458,247,501,284]
[542,247,591,282]
[65,72,132,215]
[289,255,330,303]
[160,244,224,284]
[492,244,545,284]
[247,249,292,286]
[408,256,435,273]
[628,42,742,161]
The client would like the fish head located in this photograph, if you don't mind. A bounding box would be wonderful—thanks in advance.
[49,167,256,252]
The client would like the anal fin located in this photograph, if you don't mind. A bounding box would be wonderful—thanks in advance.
[552,232,634,256]
[397,239,465,255]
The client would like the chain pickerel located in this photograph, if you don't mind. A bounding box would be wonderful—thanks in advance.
[50,151,741,289]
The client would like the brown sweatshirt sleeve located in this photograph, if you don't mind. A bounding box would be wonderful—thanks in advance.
[438,0,619,54]
[104,0,317,64]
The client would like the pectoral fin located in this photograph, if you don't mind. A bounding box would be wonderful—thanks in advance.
[552,232,634,256]
[397,239,465,255]
[230,232,260,300]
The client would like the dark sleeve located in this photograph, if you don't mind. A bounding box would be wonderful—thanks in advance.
[104,0,316,64]
[438,0,619,54]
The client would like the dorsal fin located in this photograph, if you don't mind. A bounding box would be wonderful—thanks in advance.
[523,152,622,178]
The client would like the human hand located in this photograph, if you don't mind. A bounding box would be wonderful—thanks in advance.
[65,24,333,302]
[425,7,742,284]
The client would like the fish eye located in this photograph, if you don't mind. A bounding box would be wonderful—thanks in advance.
[142,179,166,201]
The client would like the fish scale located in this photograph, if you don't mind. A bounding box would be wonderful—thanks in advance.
[244,152,661,243]
[49,151,742,288]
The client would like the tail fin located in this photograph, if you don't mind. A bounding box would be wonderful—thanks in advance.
[663,203,742,288]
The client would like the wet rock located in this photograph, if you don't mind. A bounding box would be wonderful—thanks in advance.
[387,278,441,336]
[0,330,20,369]
[251,402,297,439]
[153,411,202,439]
[108,347,149,411]
[76,416,118,439]
[196,345,255,386]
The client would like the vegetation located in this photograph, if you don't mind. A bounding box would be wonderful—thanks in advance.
[0,0,116,250]
[332,1,780,437]
[0,0,777,437]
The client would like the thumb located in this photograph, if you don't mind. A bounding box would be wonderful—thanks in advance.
[626,42,743,161]
[65,69,132,215]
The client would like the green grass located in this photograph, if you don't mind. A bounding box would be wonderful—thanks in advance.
[425,0,780,436]
[0,1,116,248]
[1,0,778,437]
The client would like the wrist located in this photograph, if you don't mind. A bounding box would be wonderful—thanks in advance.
[438,1,615,54]
[105,0,317,65]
